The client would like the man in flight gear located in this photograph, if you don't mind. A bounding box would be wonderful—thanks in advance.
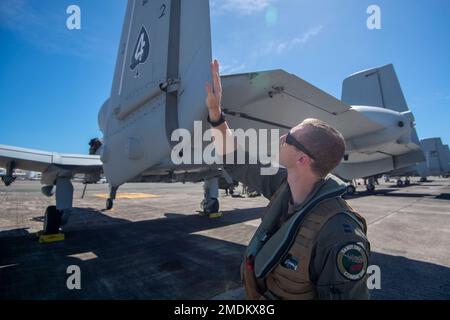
[205,60,370,300]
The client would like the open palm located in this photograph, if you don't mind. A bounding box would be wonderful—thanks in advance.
[205,59,222,115]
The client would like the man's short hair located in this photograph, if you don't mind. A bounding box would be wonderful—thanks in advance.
[298,118,346,178]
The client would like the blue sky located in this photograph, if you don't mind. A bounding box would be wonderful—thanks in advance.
[0,0,449,154]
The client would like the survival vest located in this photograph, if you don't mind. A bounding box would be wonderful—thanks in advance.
[242,174,367,300]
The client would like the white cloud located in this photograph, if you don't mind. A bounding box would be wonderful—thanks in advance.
[246,25,323,60]
[211,0,276,15]
[219,60,247,74]
[274,25,324,54]
[215,25,324,74]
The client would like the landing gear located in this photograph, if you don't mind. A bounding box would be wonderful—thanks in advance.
[53,177,74,227]
[106,198,114,210]
[366,177,376,193]
[219,171,238,197]
[43,206,62,235]
[1,175,16,186]
[404,178,411,186]
[366,183,375,193]
[346,184,356,195]
[106,185,118,210]
[38,176,74,238]
[1,162,16,186]
[201,197,220,215]
[396,179,404,187]
[39,205,65,243]
[201,178,221,217]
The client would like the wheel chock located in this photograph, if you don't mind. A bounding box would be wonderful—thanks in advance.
[208,212,223,219]
[37,231,65,243]
[196,210,223,219]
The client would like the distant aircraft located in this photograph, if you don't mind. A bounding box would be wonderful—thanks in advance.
[421,138,450,178]
[0,0,424,233]
[385,137,450,187]
[418,138,450,178]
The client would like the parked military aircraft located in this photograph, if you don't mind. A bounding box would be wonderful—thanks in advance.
[0,0,424,233]
[382,137,450,190]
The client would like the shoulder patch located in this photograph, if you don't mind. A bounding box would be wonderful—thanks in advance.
[336,243,368,281]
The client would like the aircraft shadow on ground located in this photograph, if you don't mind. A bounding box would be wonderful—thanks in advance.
[370,252,450,300]
[434,193,450,200]
[1,207,449,300]
[0,206,261,299]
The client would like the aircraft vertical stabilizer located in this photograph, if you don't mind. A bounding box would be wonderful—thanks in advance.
[99,0,212,186]
[340,64,424,172]
[342,64,408,112]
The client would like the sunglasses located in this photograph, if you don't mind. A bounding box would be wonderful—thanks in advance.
[285,132,316,160]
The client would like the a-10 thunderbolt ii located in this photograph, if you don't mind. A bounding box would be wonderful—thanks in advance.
[385,137,450,187]
[0,0,424,233]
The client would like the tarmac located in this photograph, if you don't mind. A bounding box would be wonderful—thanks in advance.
[1,178,449,299]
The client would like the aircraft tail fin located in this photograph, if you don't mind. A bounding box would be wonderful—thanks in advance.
[342,63,423,146]
[341,64,409,112]
[341,64,426,175]
[99,0,212,186]
[105,0,211,127]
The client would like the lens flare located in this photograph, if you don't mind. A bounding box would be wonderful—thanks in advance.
[265,6,278,27]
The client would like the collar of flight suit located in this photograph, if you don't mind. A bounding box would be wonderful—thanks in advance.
[246,174,348,279]
[287,177,327,215]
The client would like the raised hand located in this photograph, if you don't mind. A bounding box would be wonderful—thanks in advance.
[205,59,222,121]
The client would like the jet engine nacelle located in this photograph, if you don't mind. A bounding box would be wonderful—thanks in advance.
[346,106,414,152]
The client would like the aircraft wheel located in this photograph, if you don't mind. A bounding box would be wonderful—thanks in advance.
[43,206,62,235]
[106,198,114,210]
[2,176,15,186]
[397,180,404,187]
[202,198,219,215]
[366,183,375,193]
[346,185,356,195]
[405,179,411,186]
[229,188,234,195]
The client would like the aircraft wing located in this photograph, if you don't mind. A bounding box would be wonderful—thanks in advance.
[220,69,423,180]
[125,69,377,183]
[221,69,385,139]
[0,144,102,174]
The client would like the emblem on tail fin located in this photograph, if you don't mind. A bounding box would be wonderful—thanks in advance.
[130,26,150,74]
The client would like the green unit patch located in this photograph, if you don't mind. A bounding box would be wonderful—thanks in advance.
[337,243,368,281]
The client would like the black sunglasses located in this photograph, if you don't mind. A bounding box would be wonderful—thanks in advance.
[285,132,316,160]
